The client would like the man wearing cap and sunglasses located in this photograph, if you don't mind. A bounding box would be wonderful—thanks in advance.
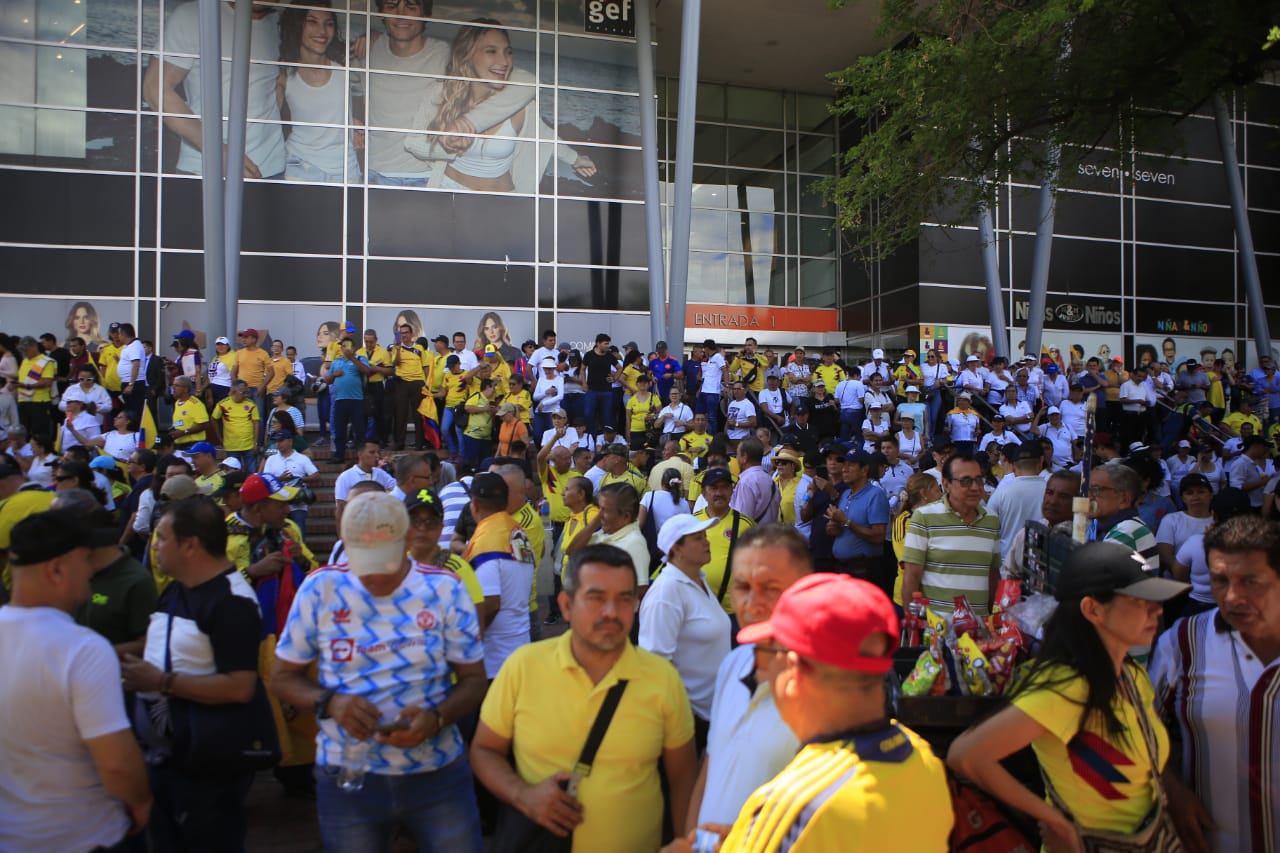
[666,572,951,853]
[273,491,488,851]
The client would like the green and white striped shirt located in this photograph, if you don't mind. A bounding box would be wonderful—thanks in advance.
[901,496,1001,614]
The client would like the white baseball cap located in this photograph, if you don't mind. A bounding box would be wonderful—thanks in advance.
[341,492,409,577]
[872,348,885,359]
[1046,405,1061,415]
[905,386,920,394]
[966,355,980,363]
[657,514,716,559]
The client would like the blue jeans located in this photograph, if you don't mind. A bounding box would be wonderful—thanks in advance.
[585,390,614,433]
[562,393,585,425]
[316,386,332,434]
[440,405,460,455]
[839,408,863,442]
[227,449,259,474]
[531,411,552,447]
[367,169,429,188]
[462,435,491,468]
[315,756,482,853]
[699,392,721,434]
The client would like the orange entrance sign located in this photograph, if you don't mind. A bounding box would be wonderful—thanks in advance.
[685,304,838,334]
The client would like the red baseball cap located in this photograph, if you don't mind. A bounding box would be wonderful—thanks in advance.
[737,573,900,673]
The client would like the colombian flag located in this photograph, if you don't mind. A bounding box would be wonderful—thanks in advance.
[416,390,442,450]
[138,402,159,450]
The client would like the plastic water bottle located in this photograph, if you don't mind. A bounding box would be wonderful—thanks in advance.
[337,735,369,793]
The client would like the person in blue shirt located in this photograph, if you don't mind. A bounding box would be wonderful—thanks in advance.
[824,448,891,582]
[324,337,371,464]
[649,340,682,400]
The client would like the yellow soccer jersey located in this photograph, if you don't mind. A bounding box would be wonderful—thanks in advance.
[695,508,753,613]
[721,722,951,853]
[214,397,260,451]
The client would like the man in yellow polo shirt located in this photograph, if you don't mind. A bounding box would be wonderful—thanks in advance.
[472,543,697,853]
[389,321,428,450]
[672,573,951,853]
[357,328,393,447]
[811,347,847,391]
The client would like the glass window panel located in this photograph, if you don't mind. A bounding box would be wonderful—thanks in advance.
[724,169,785,212]
[726,86,783,128]
[0,104,87,160]
[799,215,836,257]
[727,251,783,307]
[797,94,834,133]
[692,183,728,208]
[690,208,729,252]
[694,82,724,120]
[556,266,651,311]
[798,174,833,216]
[796,134,835,174]
[726,126,784,170]
[686,251,727,303]
[87,51,137,111]
[693,123,725,164]
[556,198,649,266]
[800,258,837,308]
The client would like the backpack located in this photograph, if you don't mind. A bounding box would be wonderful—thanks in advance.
[946,773,1038,853]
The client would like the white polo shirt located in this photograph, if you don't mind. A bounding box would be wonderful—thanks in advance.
[697,644,800,826]
[637,564,731,720]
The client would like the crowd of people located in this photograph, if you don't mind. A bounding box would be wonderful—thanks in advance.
[1,317,1279,853]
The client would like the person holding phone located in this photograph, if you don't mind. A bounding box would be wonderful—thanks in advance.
[273,492,488,851]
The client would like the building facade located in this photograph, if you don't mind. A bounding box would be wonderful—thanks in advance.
[0,0,1275,363]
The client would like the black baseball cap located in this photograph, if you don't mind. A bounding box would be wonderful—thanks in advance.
[1056,541,1189,602]
[212,470,248,498]
[1177,473,1212,494]
[432,335,449,344]
[404,487,444,517]
[702,467,733,488]
[466,472,508,505]
[9,509,93,565]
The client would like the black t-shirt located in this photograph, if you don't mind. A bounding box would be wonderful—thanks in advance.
[582,350,617,393]
[156,569,262,675]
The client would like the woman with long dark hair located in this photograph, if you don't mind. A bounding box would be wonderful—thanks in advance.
[948,541,1190,851]
[277,0,359,182]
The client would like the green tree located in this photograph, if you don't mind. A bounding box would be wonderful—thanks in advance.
[824,0,1280,259]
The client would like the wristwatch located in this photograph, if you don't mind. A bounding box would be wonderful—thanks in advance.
[314,687,337,720]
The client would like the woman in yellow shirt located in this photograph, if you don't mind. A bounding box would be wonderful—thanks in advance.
[559,476,599,581]
[625,373,659,450]
[947,542,1191,851]
[772,447,804,525]
[620,350,646,398]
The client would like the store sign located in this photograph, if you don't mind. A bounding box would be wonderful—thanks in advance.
[685,304,838,334]
[1011,296,1122,331]
[1135,299,1236,337]
[585,0,635,37]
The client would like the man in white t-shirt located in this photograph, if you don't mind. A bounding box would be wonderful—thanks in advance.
[0,511,152,853]
[833,373,866,443]
[361,0,534,185]
[143,1,285,178]
[114,323,148,424]
[700,339,727,434]
[725,382,757,443]
[756,373,787,430]
[334,439,396,528]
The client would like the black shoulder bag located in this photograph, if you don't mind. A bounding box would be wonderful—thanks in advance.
[491,679,630,853]
[162,591,281,777]
[714,511,744,607]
